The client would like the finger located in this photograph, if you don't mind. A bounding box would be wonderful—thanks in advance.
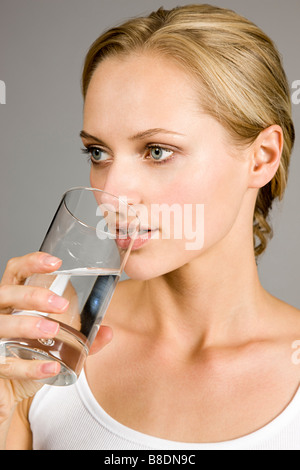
[0,284,69,315]
[89,325,113,355]
[1,252,62,286]
[0,357,61,381]
[0,314,60,339]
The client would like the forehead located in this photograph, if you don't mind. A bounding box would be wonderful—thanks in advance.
[83,53,201,133]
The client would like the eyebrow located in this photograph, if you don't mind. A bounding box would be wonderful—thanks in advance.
[80,128,185,143]
[80,130,106,145]
[129,128,185,140]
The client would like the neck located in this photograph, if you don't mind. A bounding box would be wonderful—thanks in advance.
[146,246,262,346]
[137,201,268,352]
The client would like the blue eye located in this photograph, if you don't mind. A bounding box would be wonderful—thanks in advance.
[82,146,110,163]
[91,147,111,162]
[81,146,111,164]
[149,147,174,162]
[91,148,102,161]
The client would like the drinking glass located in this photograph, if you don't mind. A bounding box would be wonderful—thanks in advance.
[0,187,140,386]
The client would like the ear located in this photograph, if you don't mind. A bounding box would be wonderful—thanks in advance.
[248,125,283,189]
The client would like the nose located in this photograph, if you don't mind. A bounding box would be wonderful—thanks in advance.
[98,190,141,236]
[96,160,142,206]
[92,159,143,233]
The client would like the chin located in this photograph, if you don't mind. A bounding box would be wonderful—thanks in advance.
[123,258,161,281]
[122,240,202,281]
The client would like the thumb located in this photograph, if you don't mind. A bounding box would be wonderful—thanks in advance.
[88,325,113,355]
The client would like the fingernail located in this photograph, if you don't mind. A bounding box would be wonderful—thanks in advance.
[48,294,69,311]
[41,362,60,376]
[37,318,59,335]
[42,255,61,267]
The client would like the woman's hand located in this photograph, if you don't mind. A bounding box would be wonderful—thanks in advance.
[0,252,112,425]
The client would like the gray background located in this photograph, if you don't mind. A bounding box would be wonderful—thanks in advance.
[0,0,299,307]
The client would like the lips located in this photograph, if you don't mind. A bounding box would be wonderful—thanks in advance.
[138,227,158,235]
[115,224,157,238]
[115,228,158,250]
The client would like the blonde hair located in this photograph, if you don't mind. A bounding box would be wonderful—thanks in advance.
[82,4,295,258]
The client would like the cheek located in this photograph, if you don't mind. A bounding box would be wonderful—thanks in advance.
[155,158,248,249]
[194,163,248,249]
[90,168,105,189]
[124,167,247,281]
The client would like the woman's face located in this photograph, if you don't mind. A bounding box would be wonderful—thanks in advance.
[81,54,252,280]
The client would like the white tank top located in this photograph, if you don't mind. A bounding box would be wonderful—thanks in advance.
[29,370,300,450]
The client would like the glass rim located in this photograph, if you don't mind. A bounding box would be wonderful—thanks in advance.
[61,186,141,233]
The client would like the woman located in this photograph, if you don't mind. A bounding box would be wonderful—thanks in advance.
[0,4,299,450]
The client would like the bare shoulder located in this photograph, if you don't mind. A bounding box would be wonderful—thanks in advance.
[271,295,300,337]
[278,301,300,358]
[264,294,300,381]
